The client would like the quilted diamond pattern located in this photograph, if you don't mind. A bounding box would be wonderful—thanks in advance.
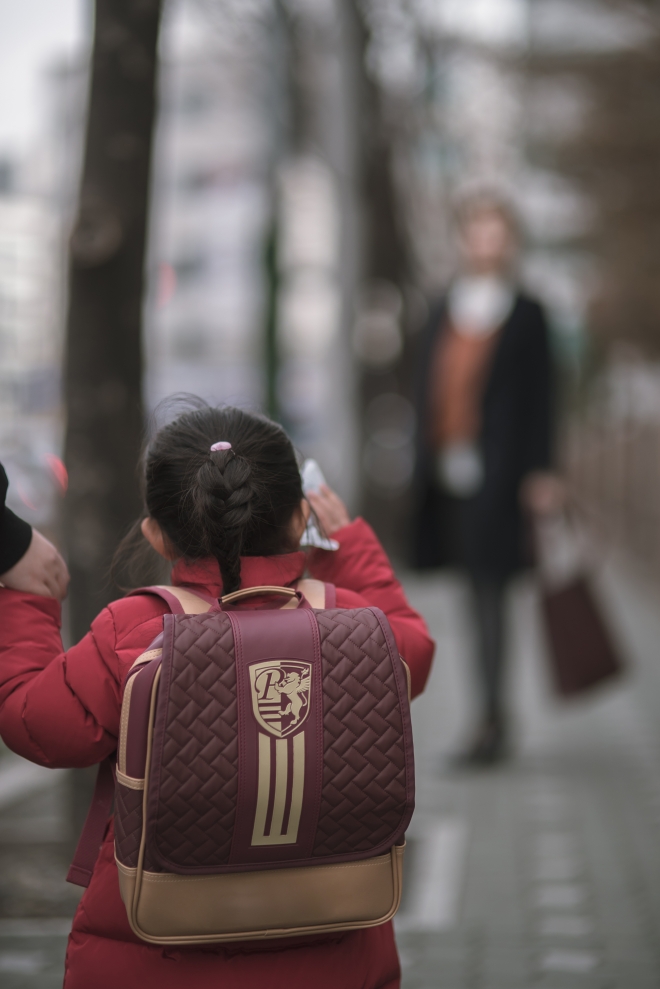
[114,783,144,869]
[151,614,238,868]
[139,606,410,873]
[312,609,408,856]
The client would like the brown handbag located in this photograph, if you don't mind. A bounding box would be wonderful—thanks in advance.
[68,580,413,945]
[532,508,624,697]
[541,577,623,697]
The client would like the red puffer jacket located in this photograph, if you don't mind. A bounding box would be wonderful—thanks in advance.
[0,518,434,989]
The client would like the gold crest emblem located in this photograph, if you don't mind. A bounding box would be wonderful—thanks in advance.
[249,660,312,739]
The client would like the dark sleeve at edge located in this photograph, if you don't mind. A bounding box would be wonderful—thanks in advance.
[521,302,555,474]
[0,464,33,573]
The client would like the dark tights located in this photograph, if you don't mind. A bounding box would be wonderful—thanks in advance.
[469,576,507,730]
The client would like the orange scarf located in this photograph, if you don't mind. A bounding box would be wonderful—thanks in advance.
[429,323,500,450]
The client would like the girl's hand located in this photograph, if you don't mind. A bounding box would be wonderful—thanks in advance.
[307,484,351,536]
[0,529,70,601]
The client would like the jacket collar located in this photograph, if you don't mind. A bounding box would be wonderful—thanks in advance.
[170,552,307,597]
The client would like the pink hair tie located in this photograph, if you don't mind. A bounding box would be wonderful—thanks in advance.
[210,441,232,452]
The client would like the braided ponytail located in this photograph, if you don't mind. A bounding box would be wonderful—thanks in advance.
[192,447,255,594]
[124,402,304,594]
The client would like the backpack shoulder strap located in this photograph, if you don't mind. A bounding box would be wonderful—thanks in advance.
[128,584,215,615]
[67,757,116,888]
[296,578,336,609]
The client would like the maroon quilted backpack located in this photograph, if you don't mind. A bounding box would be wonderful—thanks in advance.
[68,579,414,945]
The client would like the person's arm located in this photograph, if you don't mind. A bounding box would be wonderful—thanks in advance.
[0,591,118,766]
[0,464,32,573]
[518,304,564,514]
[0,464,69,600]
[306,487,435,698]
[0,591,165,767]
[521,304,554,475]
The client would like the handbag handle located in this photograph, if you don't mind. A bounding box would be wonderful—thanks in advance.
[220,585,304,609]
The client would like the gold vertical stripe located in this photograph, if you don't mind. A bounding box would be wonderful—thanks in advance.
[269,739,289,838]
[251,730,306,846]
[285,731,305,842]
[251,733,271,845]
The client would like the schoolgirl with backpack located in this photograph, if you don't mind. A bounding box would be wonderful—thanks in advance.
[0,404,434,989]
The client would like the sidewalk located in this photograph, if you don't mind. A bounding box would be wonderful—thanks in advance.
[0,762,78,987]
[397,562,660,988]
[0,561,659,987]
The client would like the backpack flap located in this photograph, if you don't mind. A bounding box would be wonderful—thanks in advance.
[142,603,413,876]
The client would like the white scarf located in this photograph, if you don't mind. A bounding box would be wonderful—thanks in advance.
[447,276,515,338]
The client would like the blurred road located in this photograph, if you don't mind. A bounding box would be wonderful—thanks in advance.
[1,561,660,987]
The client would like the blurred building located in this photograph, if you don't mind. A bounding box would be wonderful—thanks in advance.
[0,193,60,422]
[0,47,85,527]
[0,175,65,528]
[144,1,359,502]
[145,39,271,413]
[276,156,348,477]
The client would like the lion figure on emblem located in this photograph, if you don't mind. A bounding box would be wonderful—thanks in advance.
[274,672,311,725]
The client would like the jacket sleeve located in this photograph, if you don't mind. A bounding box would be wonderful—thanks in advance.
[0,590,168,769]
[307,518,435,698]
[521,303,555,474]
[0,464,33,573]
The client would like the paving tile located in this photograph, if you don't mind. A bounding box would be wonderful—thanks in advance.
[538,949,600,974]
[0,936,68,989]
[532,979,610,989]
[537,915,595,937]
[534,884,589,909]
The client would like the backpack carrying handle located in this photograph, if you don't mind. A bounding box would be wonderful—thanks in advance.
[220,585,304,609]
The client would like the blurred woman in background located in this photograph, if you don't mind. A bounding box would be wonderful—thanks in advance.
[413,190,558,766]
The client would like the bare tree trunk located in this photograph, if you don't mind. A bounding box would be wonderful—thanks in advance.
[63,0,162,840]
[343,0,412,557]
[64,0,162,640]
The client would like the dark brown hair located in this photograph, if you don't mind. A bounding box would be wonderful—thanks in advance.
[116,402,304,594]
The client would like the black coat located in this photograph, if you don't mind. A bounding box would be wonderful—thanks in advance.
[0,464,32,574]
[412,292,555,579]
